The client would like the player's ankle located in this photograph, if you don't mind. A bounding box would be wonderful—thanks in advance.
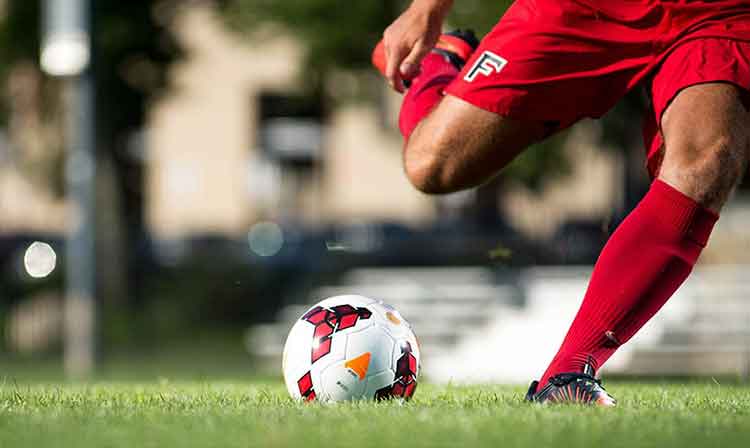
[540,355,599,386]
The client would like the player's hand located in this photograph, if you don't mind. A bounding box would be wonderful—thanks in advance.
[382,0,453,93]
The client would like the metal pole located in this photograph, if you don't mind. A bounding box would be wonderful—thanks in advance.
[63,70,96,378]
[41,0,96,378]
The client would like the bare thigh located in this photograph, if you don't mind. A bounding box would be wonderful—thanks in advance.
[659,83,750,212]
[403,95,547,194]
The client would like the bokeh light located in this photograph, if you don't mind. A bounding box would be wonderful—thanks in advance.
[247,221,284,257]
[23,241,57,279]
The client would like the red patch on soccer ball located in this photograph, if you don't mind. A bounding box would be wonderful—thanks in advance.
[375,341,418,400]
[297,371,316,401]
[302,304,372,364]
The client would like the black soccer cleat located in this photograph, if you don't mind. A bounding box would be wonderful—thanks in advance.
[525,363,617,407]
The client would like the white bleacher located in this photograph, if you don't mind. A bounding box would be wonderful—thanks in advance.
[245,265,750,382]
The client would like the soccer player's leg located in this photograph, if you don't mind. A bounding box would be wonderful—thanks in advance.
[373,1,640,195]
[658,83,749,212]
[373,30,548,194]
[531,39,750,406]
[402,95,546,194]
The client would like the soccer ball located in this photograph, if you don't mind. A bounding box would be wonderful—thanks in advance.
[282,294,420,402]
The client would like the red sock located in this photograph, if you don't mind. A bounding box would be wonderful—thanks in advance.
[398,53,458,138]
[539,179,718,387]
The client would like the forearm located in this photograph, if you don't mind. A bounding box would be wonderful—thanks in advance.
[409,0,454,18]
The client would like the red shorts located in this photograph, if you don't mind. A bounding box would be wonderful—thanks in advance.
[445,0,750,177]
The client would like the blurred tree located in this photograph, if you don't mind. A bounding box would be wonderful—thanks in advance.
[0,0,182,305]
[0,0,180,191]
[220,0,513,73]
[221,0,400,74]
[88,1,182,242]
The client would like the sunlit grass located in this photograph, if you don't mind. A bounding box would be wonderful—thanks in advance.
[1,380,749,447]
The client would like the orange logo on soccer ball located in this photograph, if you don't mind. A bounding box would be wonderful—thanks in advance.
[345,352,371,380]
[386,311,401,325]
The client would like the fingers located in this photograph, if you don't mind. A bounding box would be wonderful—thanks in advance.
[399,41,428,80]
[385,41,409,93]
[382,5,444,93]
[385,40,428,93]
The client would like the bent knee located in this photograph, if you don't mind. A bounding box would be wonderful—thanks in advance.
[402,129,466,195]
[400,95,543,194]
[403,144,453,194]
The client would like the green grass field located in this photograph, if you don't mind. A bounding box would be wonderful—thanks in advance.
[1,380,749,447]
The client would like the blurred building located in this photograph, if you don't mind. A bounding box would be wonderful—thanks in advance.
[145,4,435,239]
[144,3,624,241]
[1,1,748,253]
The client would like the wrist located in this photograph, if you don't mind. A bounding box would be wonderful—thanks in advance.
[411,0,453,19]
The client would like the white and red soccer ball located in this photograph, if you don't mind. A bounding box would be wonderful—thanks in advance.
[282,295,420,402]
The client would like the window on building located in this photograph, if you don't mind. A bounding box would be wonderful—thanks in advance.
[258,93,324,170]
